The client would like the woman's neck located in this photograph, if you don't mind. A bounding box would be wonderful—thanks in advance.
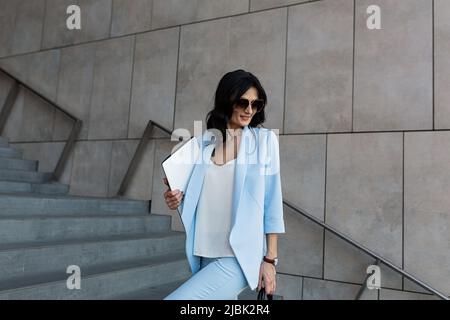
[226,124,243,137]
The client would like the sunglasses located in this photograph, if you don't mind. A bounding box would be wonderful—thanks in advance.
[234,98,265,113]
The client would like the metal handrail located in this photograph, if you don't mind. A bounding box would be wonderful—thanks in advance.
[283,199,449,300]
[116,119,182,196]
[0,68,82,182]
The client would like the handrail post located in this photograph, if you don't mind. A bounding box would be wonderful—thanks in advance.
[0,81,20,135]
[116,119,183,198]
[355,259,380,300]
[52,119,82,182]
[117,121,154,197]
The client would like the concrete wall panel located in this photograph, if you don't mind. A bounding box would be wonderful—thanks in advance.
[285,0,353,134]
[354,0,432,131]
[129,28,179,138]
[404,131,450,295]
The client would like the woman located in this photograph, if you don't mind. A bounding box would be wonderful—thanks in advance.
[163,69,285,300]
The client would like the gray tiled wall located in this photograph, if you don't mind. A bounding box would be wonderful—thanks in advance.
[326,132,403,265]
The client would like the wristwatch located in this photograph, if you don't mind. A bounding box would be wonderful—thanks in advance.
[263,256,278,266]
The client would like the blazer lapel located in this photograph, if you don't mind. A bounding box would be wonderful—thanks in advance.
[180,131,215,234]
[181,125,251,233]
[231,125,250,228]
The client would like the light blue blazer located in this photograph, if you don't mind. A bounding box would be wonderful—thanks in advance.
[178,124,285,290]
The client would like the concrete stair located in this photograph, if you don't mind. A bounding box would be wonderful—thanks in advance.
[0,214,172,244]
[0,253,190,299]
[0,193,150,215]
[0,232,186,286]
[0,180,69,195]
[0,135,191,299]
[0,136,68,196]
[0,146,23,159]
[0,137,9,148]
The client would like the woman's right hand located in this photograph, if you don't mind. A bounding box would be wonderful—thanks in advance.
[163,177,184,210]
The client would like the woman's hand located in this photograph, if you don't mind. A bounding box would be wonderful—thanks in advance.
[257,261,276,295]
[163,177,183,210]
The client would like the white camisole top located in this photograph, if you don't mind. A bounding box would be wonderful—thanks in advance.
[193,155,236,257]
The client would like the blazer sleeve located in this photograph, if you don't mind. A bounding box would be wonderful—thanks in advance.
[263,130,286,234]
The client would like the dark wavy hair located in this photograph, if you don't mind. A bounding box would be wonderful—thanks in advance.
[206,69,267,143]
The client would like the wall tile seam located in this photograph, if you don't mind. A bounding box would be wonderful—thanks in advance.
[401,131,405,290]
[126,35,137,139]
[281,129,450,136]
[11,128,450,145]
[8,137,176,144]
[150,0,154,30]
[10,127,450,147]
[279,272,435,296]
[38,0,49,53]
[432,0,435,130]
[108,0,114,39]
[322,133,328,279]
[282,6,289,135]
[85,39,98,141]
[172,26,181,131]
[351,0,356,133]
[1,0,326,60]
[8,0,20,57]
[301,275,304,299]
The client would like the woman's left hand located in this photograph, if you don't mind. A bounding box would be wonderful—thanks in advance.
[257,261,276,295]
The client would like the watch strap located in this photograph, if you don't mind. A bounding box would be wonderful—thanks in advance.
[263,256,277,265]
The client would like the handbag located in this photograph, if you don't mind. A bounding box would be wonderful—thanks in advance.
[257,288,273,301]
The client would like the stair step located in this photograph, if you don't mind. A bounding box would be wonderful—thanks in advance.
[31,182,70,195]
[0,157,37,171]
[0,146,23,159]
[0,168,52,183]
[0,136,10,148]
[0,181,69,195]
[0,213,172,244]
[0,213,173,243]
[0,253,190,299]
[0,231,186,283]
[113,279,188,300]
[0,193,149,215]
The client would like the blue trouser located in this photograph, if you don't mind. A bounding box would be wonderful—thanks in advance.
[163,256,249,300]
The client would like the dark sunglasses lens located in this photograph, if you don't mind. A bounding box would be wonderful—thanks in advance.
[253,99,264,111]
[236,98,248,108]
